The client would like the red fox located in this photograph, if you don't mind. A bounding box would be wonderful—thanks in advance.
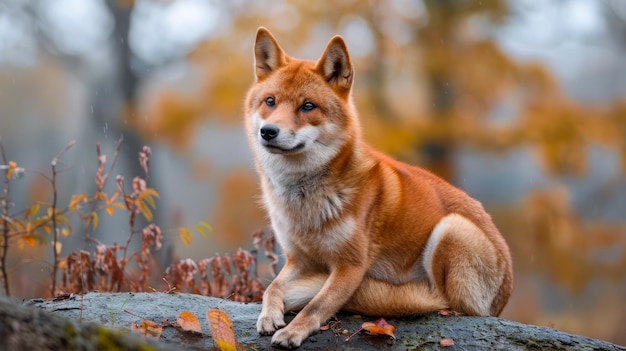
[245,27,513,349]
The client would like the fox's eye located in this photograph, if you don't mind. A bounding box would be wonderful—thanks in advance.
[301,101,316,112]
[265,97,275,107]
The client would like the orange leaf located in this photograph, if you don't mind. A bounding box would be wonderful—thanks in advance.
[95,192,109,202]
[105,205,115,216]
[177,311,202,334]
[131,320,162,339]
[440,338,455,347]
[206,309,238,351]
[5,161,16,179]
[21,235,37,247]
[361,318,395,340]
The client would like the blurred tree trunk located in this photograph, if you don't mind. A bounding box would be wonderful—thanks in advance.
[100,0,167,279]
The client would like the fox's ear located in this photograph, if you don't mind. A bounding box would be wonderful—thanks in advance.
[316,36,353,93]
[254,27,287,81]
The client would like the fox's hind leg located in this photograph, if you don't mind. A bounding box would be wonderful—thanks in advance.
[422,214,505,316]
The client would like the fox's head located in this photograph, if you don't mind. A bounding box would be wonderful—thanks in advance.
[245,27,359,175]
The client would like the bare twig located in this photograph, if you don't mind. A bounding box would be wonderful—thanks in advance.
[50,140,75,296]
[0,138,11,296]
[83,136,123,239]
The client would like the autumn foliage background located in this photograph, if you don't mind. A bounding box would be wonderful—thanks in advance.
[1,0,625,346]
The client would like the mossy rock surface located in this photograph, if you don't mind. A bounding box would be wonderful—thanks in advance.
[0,292,620,350]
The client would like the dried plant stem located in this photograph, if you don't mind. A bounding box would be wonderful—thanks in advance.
[100,136,124,190]
[83,136,123,240]
[0,138,10,296]
[121,213,137,268]
[50,140,75,296]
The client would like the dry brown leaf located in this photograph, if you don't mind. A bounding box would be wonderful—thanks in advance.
[131,319,162,340]
[206,309,238,351]
[177,311,202,334]
[438,309,460,316]
[361,318,395,339]
[440,337,455,347]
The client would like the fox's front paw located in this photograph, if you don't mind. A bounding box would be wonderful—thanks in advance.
[271,322,318,349]
[256,309,286,335]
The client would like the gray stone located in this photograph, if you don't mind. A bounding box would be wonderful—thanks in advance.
[5,292,623,350]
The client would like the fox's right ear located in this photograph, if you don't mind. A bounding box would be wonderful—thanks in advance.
[254,27,287,81]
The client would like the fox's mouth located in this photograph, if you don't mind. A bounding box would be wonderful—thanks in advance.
[262,142,306,154]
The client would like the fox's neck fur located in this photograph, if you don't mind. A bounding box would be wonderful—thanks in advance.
[261,133,369,230]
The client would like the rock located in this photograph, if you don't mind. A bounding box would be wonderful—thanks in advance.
[4,292,622,350]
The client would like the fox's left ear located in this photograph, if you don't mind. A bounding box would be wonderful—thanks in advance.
[316,36,353,93]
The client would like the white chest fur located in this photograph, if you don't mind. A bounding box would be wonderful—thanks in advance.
[262,172,355,255]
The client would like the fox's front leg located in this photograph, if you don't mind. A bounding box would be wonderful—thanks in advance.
[256,260,296,335]
[271,263,367,349]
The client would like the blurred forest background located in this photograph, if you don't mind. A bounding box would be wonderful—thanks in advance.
[1,0,625,345]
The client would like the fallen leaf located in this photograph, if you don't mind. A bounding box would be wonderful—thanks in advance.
[177,311,202,334]
[440,337,455,347]
[438,309,460,316]
[361,318,395,340]
[131,320,163,339]
[206,309,238,351]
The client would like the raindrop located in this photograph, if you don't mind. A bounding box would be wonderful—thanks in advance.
[90,105,94,114]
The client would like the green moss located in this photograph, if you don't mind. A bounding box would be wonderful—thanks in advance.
[93,326,158,351]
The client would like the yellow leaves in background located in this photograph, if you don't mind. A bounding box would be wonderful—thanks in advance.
[91,212,99,231]
[68,194,88,212]
[194,221,212,237]
[139,92,202,149]
[177,221,211,245]
[3,201,69,250]
[136,188,159,221]
[178,228,193,246]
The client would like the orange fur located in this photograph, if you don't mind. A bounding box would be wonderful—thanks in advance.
[245,27,513,349]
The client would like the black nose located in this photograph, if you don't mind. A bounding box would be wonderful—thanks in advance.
[260,124,280,141]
